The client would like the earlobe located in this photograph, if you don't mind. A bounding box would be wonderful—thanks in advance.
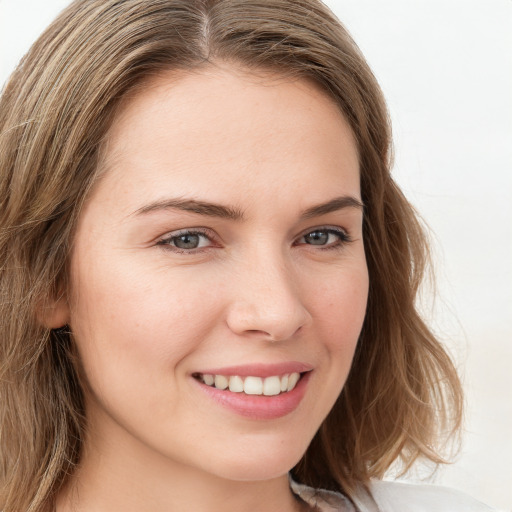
[38,295,71,330]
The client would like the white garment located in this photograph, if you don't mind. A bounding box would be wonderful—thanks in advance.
[290,478,506,512]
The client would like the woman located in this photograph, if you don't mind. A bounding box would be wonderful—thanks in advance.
[0,1,500,511]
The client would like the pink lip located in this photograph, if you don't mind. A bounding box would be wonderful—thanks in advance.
[192,365,312,421]
[195,361,313,378]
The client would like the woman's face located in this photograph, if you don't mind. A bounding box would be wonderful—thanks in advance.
[63,65,368,482]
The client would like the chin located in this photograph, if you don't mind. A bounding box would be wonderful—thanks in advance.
[198,437,308,483]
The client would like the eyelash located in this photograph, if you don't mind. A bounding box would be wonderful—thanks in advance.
[156,226,353,254]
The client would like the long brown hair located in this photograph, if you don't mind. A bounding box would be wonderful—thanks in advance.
[0,1,463,510]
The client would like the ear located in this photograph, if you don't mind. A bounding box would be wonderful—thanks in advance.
[38,293,71,330]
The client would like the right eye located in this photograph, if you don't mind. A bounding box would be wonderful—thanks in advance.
[157,230,213,252]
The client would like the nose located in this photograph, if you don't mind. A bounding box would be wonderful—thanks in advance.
[225,251,312,342]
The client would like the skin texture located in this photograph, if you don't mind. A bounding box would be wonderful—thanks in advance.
[53,64,369,512]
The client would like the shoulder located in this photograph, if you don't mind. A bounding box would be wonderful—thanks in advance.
[290,476,503,512]
[363,480,503,512]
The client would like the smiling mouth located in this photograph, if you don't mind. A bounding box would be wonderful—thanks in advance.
[193,372,303,396]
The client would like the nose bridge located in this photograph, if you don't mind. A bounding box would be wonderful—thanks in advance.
[226,244,311,341]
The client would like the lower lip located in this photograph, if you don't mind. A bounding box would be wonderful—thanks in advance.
[194,372,311,420]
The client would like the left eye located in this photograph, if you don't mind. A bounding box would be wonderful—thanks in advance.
[297,228,349,247]
[158,231,212,250]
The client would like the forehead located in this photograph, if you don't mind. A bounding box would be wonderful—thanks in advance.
[94,64,360,214]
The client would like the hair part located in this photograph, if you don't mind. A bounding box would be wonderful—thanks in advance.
[0,1,463,510]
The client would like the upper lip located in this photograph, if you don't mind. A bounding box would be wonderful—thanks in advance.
[194,362,313,378]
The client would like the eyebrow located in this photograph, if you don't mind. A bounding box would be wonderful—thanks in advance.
[133,198,244,220]
[132,195,364,220]
[300,195,364,219]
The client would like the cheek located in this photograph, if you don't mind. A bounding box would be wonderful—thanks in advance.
[309,264,369,352]
[300,262,368,424]
[67,254,223,380]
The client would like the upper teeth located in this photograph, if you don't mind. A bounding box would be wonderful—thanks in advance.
[199,372,301,396]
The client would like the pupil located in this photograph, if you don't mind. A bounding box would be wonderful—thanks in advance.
[306,231,328,245]
[175,234,200,249]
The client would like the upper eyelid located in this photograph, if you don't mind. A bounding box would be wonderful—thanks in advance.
[159,227,213,238]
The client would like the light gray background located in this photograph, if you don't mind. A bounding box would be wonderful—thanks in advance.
[1,0,510,509]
